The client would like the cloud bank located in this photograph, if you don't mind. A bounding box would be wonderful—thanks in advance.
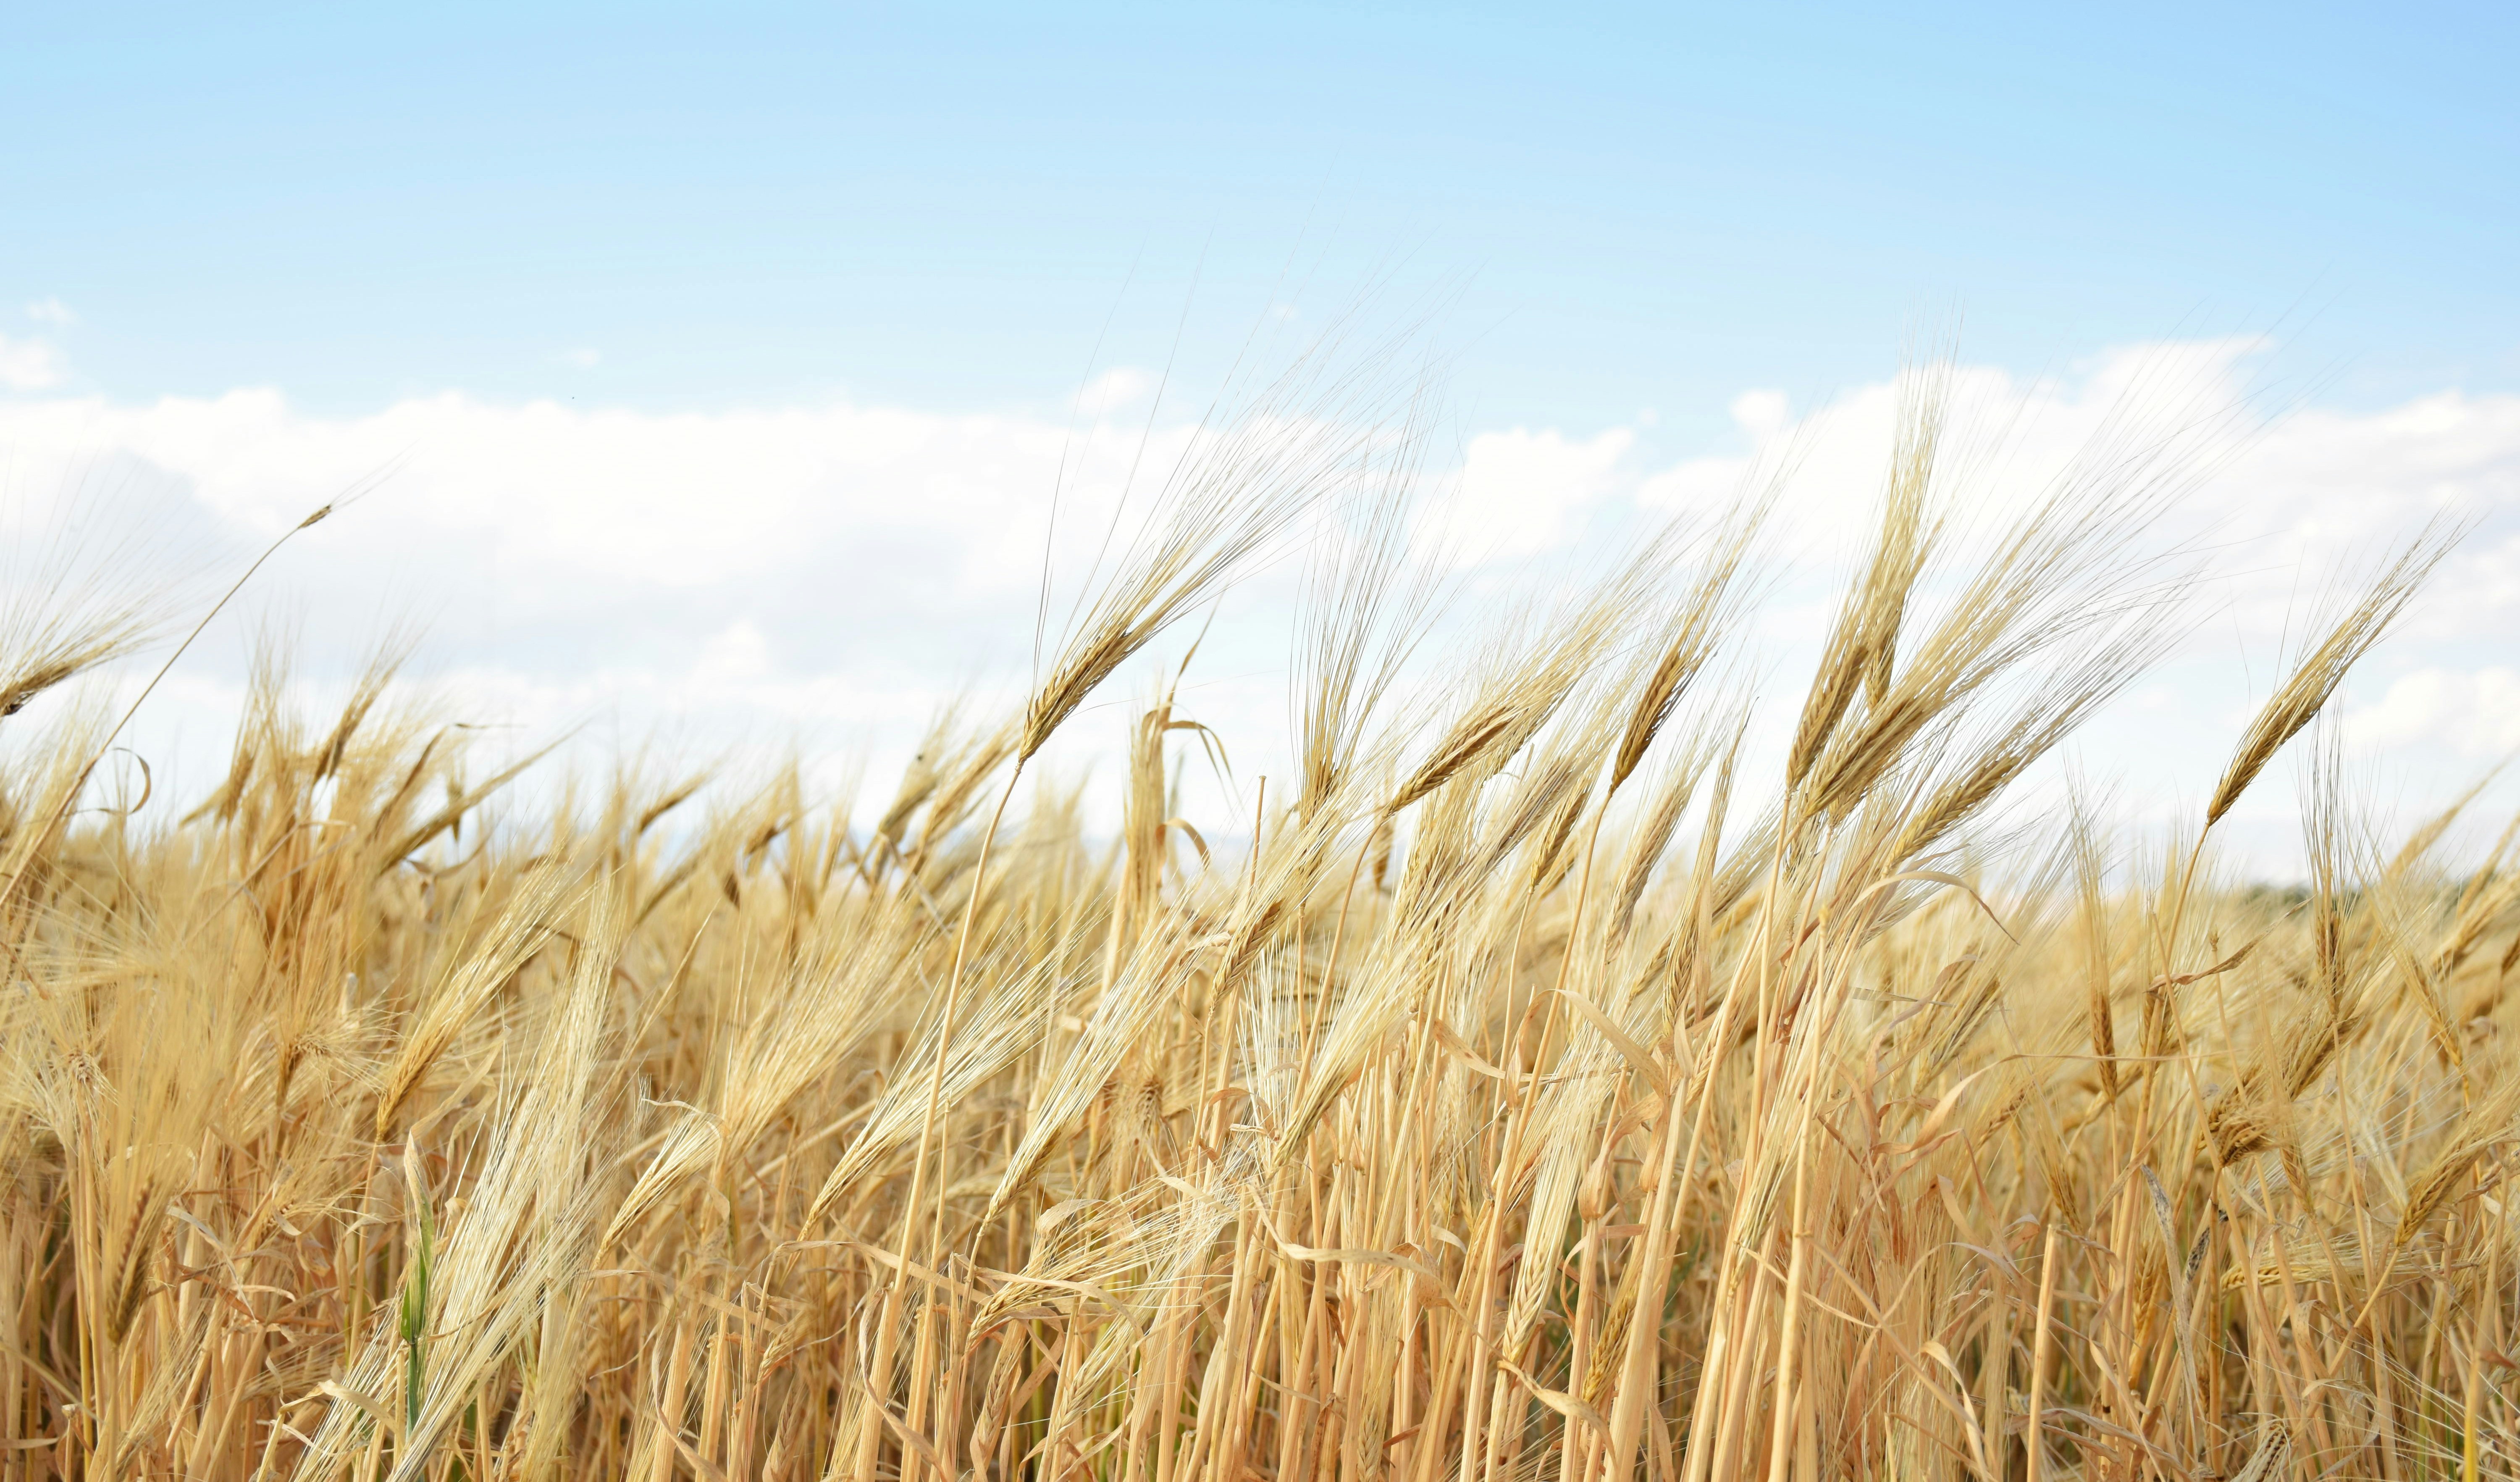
[1,339,2515,868]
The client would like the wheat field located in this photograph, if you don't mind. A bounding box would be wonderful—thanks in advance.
[2,367,2513,1482]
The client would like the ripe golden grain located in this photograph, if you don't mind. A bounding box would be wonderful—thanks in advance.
[3,356,2508,1482]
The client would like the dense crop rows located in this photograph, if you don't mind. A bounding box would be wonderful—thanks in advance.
[2,367,2510,1479]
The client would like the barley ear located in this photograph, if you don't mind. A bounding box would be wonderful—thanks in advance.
[1611,505,1762,792]
[2069,794,2119,1098]
[2207,523,2460,827]
[1786,367,1937,786]
[2227,1418,2292,1482]
[2394,1075,2520,1245]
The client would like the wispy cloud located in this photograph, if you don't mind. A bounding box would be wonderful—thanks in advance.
[1073,365,1150,415]
[24,297,74,327]
[0,334,64,390]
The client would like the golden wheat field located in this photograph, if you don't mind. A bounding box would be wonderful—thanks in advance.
[4,367,2515,1482]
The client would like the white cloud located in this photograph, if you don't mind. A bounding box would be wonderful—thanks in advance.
[1074,366,1152,415]
[24,297,74,327]
[1436,424,1636,561]
[0,342,2514,869]
[555,347,601,368]
[695,619,774,683]
[1727,389,1789,442]
[0,334,65,391]
[0,384,1213,739]
[2346,667,2520,757]
[0,388,1134,592]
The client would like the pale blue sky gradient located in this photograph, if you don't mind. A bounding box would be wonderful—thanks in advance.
[6,3,2514,442]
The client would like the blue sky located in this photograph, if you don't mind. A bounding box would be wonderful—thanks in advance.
[7,4,2515,432]
[3,4,2517,867]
